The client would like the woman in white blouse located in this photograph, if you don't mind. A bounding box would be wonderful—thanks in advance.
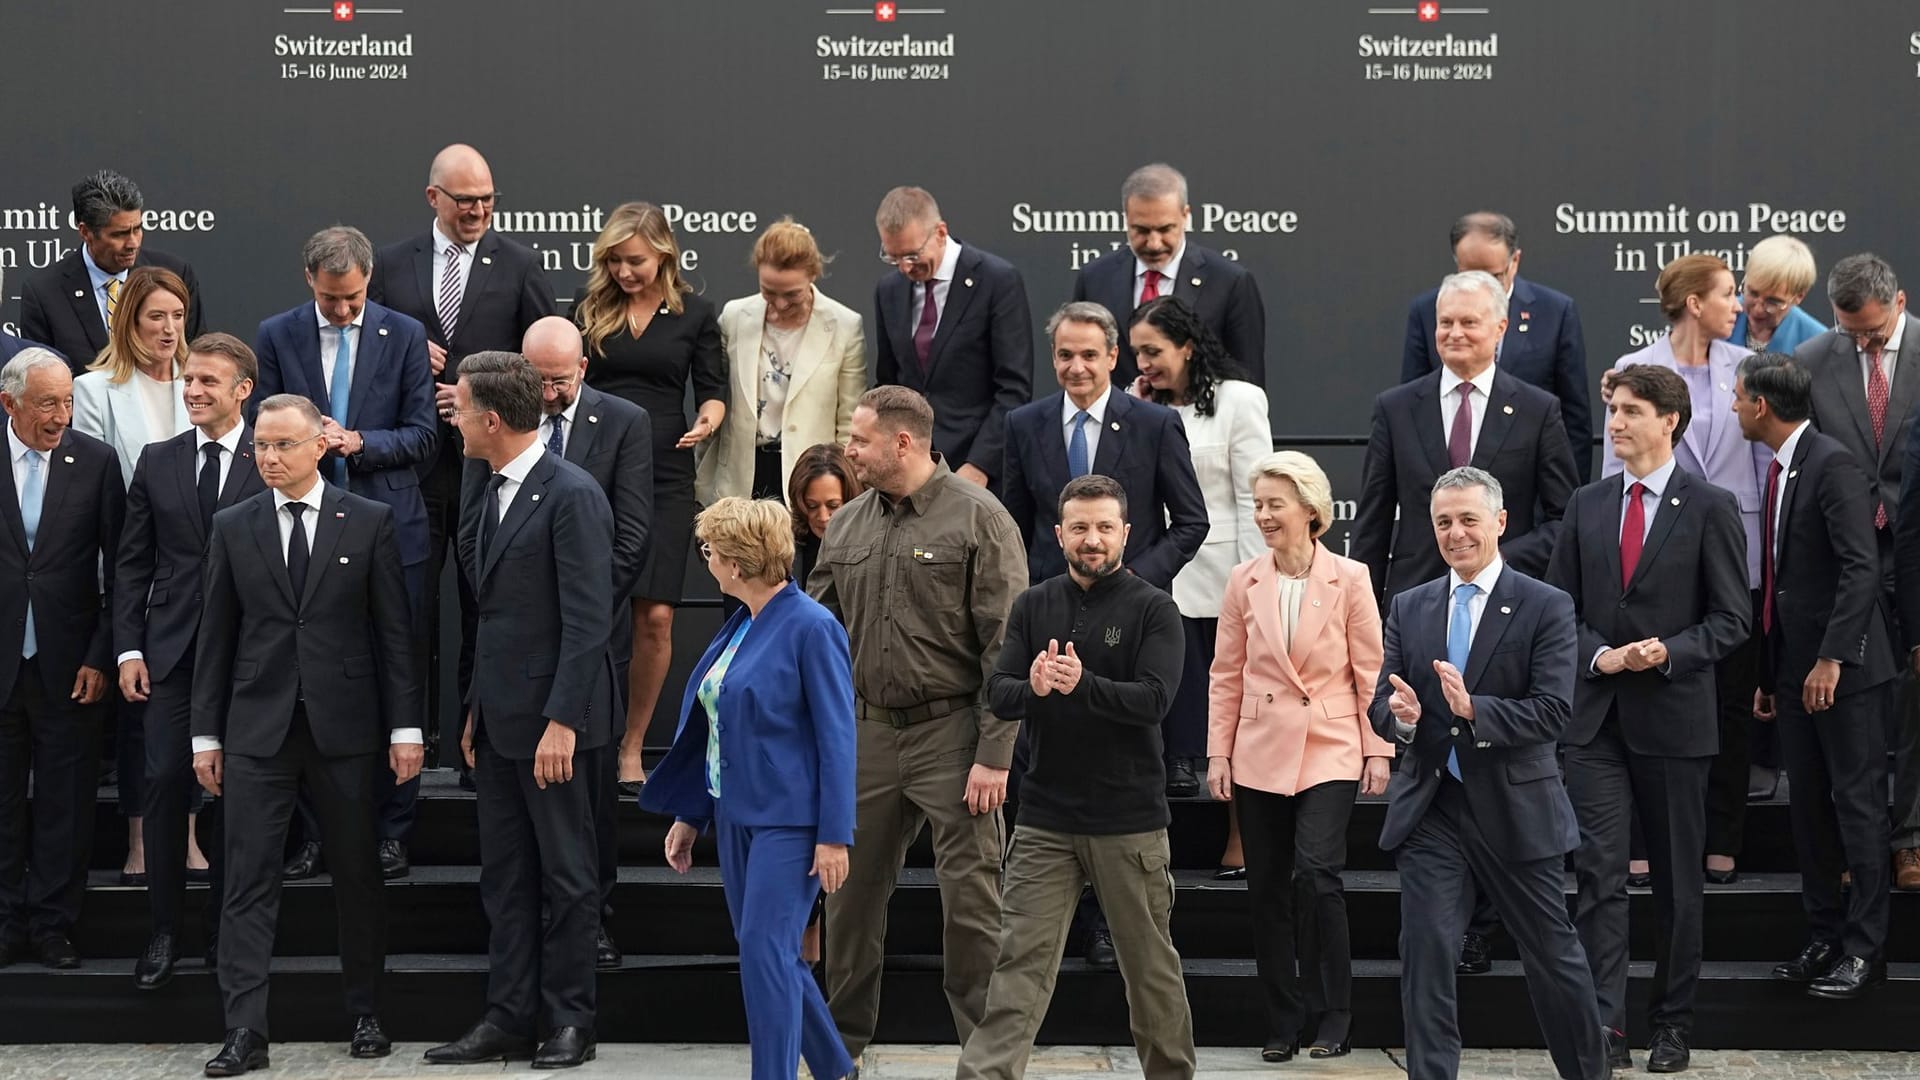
[1126,296,1271,873]
[71,265,204,888]
[698,218,867,505]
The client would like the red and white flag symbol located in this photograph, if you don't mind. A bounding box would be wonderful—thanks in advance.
[333,1,355,20]
[1417,1,1440,20]
[874,1,897,21]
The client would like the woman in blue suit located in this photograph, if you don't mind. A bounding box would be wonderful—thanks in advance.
[1729,234,1827,354]
[642,496,858,1080]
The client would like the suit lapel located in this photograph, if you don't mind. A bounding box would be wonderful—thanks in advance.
[31,436,77,561]
[1462,572,1520,691]
[171,437,207,547]
[220,429,261,509]
[300,485,350,609]
[345,308,387,426]
[1411,375,1450,478]
[1171,249,1204,310]
[1775,431,1813,573]
[563,388,604,467]
[882,276,917,380]
[1469,370,1520,469]
[1285,547,1337,678]
[926,249,982,375]
[1627,472,1686,593]
[1091,389,1126,476]
[249,496,297,610]
[480,453,553,583]
[64,258,110,355]
[1036,393,1072,498]
[1825,335,1876,453]
[1500,279,1534,366]
[786,292,836,400]
[730,297,767,421]
[1245,560,1293,685]
[298,313,330,405]
[1597,476,1625,593]
[456,235,500,346]
[1880,314,1920,469]
[105,379,147,462]
[411,239,439,342]
[0,448,25,558]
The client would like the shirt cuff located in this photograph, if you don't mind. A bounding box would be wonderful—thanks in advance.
[1392,719,1418,743]
[1589,646,1608,675]
[117,651,144,667]
[191,737,221,754]
[390,727,424,745]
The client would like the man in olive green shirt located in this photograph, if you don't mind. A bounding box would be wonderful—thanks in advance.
[808,385,1028,1061]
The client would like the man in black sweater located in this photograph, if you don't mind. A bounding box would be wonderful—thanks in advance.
[957,475,1196,1080]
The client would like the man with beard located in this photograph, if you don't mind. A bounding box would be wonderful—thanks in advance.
[957,473,1195,1080]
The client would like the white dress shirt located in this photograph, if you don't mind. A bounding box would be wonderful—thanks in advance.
[491,438,548,521]
[430,221,474,322]
[1437,363,1497,458]
[118,422,246,666]
[1768,421,1811,565]
[314,305,366,407]
[908,238,963,337]
[1395,556,1505,741]
[1134,242,1186,308]
[1061,386,1113,468]
[541,397,581,459]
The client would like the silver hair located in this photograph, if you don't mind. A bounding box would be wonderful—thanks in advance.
[1121,163,1188,207]
[1827,253,1899,313]
[302,225,375,276]
[1437,270,1508,321]
[1045,301,1119,350]
[0,348,71,399]
[1432,466,1504,514]
[72,170,144,231]
[875,186,941,235]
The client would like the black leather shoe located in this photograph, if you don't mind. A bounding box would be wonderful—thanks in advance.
[1746,765,1778,801]
[423,1019,535,1064]
[1704,866,1739,885]
[186,866,212,884]
[1771,941,1839,983]
[350,1014,391,1058]
[1604,1026,1632,1070]
[283,841,323,881]
[1084,926,1117,970]
[1626,871,1652,889]
[204,1028,269,1076]
[1807,955,1885,1000]
[36,934,78,969]
[1456,930,1492,975]
[595,926,622,970]
[1259,1037,1298,1063]
[1646,1025,1690,1073]
[134,932,178,991]
[532,1026,596,1069]
[119,870,149,887]
[1165,758,1200,798]
[378,839,409,880]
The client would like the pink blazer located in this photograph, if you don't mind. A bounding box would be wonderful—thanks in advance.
[1208,543,1393,796]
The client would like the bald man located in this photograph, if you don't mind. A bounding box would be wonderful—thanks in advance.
[368,144,556,843]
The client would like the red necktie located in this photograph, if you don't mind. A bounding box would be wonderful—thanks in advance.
[1447,385,1474,468]
[1620,482,1646,589]
[1140,268,1163,305]
[1867,347,1890,528]
[1761,458,1782,634]
[913,280,939,372]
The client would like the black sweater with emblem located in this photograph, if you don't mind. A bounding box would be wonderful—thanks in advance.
[987,569,1185,835]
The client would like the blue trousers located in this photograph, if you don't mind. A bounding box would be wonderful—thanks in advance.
[716,804,853,1080]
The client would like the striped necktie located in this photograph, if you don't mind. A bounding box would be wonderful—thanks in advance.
[105,278,122,330]
[438,243,465,341]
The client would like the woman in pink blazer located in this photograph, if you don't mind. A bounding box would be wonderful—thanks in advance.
[1208,450,1393,1062]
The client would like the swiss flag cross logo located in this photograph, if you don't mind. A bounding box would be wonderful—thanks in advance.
[874,1,897,21]
[333,1,355,20]
[1417,1,1440,20]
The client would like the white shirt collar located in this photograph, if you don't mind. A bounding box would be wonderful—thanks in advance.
[195,422,245,456]
[497,437,546,484]
[1136,242,1186,283]
[272,474,325,514]
[1623,454,1679,497]
[431,220,473,255]
[1062,385,1114,427]
[1875,311,1907,355]
[314,304,366,333]
[7,422,47,466]
[1449,554,1504,595]
[1774,420,1812,468]
[928,236,962,284]
[554,394,582,427]
[1439,361,1497,401]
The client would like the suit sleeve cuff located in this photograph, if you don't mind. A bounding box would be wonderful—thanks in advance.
[390,727,424,745]
[117,651,144,666]
[1392,719,1417,743]
[191,737,222,754]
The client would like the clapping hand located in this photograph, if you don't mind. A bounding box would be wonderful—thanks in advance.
[1385,673,1421,725]
[1433,659,1473,721]
[1029,639,1084,697]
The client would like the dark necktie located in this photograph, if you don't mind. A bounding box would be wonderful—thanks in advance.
[1619,481,1646,589]
[1140,268,1163,304]
[1448,384,1475,468]
[1761,459,1782,634]
[285,503,310,604]
[1867,347,1890,528]
[481,473,508,563]
[198,443,222,532]
[914,281,939,371]
[547,413,566,456]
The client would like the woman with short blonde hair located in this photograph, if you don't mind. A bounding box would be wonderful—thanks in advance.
[1730,235,1826,353]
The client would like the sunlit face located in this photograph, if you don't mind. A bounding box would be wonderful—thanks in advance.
[606,235,664,296]
[1741,278,1805,337]
[181,352,252,434]
[252,405,326,493]
[1125,193,1187,270]
[1434,289,1506,376]
[844,406,899,492]
[1252,474,1316,551]
[2,363,74,452]
[1055,495,1129,579]
[1128,319,1191,394]
[448,378,497,459]
[1687,269,1740,340]
[133,289,186,368]
[307,266,368,327]
[81,209,143,273]
[1730,375,1764,441]
[1832,294,1907,354]
[1453,233,1518,292]
[1052,320,1116,405]
[1606,384,1678,466]
[427,157,495,245]
[759,264,814,323]
[879,221,947,284]
[1430,484,1506,579]
[800,473,848,540]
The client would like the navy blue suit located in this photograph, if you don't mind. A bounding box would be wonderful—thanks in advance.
[1402,277,1593,482]
[1073,242,1267,388]
[1000,387,1209,591]
[644,582,856,1080]
[1369,564,1604,1080]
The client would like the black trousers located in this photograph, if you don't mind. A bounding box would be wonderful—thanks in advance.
[474,734,598,1034]
[1776,680,1892,960]
[1162,617,1213,762]
[1565,716,1708,1034]
[143,664,223,938]
[422,445,478,767]
[1704,592,1762,856]
[115,697,145,816]
[1235,779,1357,1043]
[0,658,101,941]
[220,708,385,1036]
[584,741,619,917]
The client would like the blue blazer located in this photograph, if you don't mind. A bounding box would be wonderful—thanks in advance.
[1730,305,1825,354]
[0,330,60,364]
[251,300,436,566]
[1367,566,1581,863]
[642,582,857,845]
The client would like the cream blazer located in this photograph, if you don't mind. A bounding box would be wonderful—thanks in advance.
[1169,379,1271,618]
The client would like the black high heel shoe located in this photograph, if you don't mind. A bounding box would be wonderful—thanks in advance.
[1260,1037,1299,1063]
[1309,1036,1351,1059]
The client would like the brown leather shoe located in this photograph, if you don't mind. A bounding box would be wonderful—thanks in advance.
[1895,848,1920,891]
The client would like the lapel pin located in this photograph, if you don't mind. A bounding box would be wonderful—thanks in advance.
[335,511,345,518]
[1518,323,1530,333]
[73,289,85,298]
[338,556,350,564]
[1190,277,1202,287]
[481,256,493,265]
[1521,311,1531,320]
[1718,382,1728,391]
[1502,404,1514,414]
[1671,496,1681,506]
[588,415,599,424]
[1110,421,1120,431]
[1789,469,1798,478]
[1499,605,1511,614]
[530,493,540,502]
[377,327,389,336]
[62,455,74,464]
[964,277,974,287]
[1476,740,1492,748]
[1312,598,1322,607]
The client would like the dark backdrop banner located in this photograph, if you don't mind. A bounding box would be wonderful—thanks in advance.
[3,0,1915,562]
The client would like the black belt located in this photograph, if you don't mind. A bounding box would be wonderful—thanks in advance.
[857,696,966,728]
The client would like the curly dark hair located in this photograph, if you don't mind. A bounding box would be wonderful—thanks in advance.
[1126,296,1243,417]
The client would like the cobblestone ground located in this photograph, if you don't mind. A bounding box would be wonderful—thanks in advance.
[14,1044,1920,1079]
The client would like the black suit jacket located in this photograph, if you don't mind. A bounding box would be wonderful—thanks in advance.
[112,427,266,683]
[459,450,615,759]
[560,384,654,600]
[1368,566,1580,862]
[1351,367,1579,600]
[1401,276,1591,482]
[873,242,1032,482]
[1000,388,1209,591]
[191,485,419,758]
[19,248,204,373]
[1892,399,1920,649]
[1072,242,1267,388]
[1797,315,1920,543]
[0,427,123,702]
[1544,468,1750,756]
[1760,427,1895,696]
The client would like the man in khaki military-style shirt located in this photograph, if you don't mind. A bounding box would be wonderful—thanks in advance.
[807,384,1028,1062]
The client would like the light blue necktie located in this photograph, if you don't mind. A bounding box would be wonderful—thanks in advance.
[329,325,353,483]
[19,451,43,658]
[1445,582,1478,781]
[1067,410,1091,479]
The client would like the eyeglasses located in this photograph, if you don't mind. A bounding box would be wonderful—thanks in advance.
[252,433,324,456]
[446,408,491,422]
[433,186,499,211]
[1742,285,1794,316]
[699,542,713,560]
[1837,310,1901,353]
[539,375,578,393]
[879,231,937,269]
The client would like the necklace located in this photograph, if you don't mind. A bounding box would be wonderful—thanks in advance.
[1272,551,1313,579]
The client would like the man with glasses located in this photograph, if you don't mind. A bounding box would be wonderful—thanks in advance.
[1402,211,1594,481]
[369,144,556,813]
[872,186,1032,490]
[1798,254,1920,893]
